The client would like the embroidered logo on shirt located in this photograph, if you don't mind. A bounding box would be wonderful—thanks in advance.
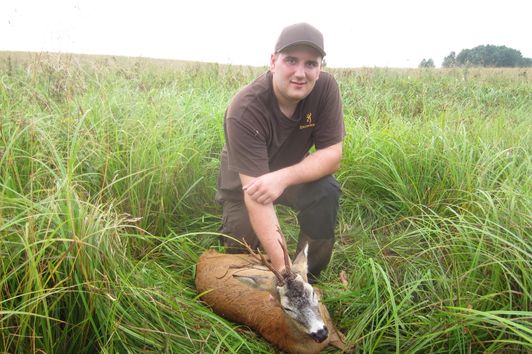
[299,112,316,129]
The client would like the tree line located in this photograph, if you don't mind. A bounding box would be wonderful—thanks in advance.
[419,45,532,68]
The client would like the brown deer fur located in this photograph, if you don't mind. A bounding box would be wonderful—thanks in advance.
[195,249,346,354]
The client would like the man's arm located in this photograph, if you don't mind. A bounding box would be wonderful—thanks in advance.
[240,173,286,271]
[239,141,342,271]
[242,142,342,205]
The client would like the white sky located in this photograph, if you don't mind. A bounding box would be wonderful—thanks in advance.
[1,0,531,68]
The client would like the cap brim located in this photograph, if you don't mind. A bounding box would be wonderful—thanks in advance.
[276,41,326,57]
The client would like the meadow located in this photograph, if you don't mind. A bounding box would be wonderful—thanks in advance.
[0,52,530,353]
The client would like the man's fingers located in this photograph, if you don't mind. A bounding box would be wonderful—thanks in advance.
[242,179,259,192]
[244,185,271,204]
[243,180,264,197]
[242,183,255,195]
[244,183,261,199]
[256,195,271,205]
[243,178,277,204]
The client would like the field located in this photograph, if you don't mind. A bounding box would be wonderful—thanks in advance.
[1,52,531,353]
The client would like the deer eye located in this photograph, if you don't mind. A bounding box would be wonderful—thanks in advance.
[282,306,294,313]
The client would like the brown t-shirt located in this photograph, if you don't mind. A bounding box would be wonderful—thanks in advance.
[216,70,345,202]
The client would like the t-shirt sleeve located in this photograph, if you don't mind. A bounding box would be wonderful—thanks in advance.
[313,75,345,149]
[225,116,270,177]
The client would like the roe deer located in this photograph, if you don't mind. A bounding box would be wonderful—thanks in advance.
[195,238,346,354]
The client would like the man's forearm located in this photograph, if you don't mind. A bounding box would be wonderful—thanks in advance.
[241,142,342,205]
[243,193,287,271]
[278,142,342,187]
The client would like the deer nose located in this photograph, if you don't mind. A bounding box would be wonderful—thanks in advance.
[310,326,328,343]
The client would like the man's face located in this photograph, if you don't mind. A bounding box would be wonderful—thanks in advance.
[270,45,323,107]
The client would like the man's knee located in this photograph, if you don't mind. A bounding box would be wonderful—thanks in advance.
[294,177,341,240]
[282,176,340,209]
[311,176,341,210]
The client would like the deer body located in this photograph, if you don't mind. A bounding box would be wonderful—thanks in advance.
[195,248,345,354]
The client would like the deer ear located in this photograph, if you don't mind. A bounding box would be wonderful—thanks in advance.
[269,293,281,307]
[292,243,309,281]
[233,274,275,293]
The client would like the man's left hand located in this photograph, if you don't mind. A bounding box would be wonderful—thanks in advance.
[242,171,287,205]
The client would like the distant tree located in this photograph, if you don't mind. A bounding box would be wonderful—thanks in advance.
[442,51,457,68]
[419,58,435,68]
[453,45,530,67]
[522,57,532,67]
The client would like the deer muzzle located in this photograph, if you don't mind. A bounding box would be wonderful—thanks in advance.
[309,325,329,343]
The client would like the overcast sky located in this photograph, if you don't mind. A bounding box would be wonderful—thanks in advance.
[1,0,531,68]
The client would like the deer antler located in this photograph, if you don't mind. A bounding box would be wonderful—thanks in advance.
[240,226,295,286]
[242,240,285,286]
[276,227,292,274]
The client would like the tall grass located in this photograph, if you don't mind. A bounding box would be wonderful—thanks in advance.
[1,53,530,353]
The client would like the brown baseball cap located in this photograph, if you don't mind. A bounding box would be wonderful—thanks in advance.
[274,23,326,57]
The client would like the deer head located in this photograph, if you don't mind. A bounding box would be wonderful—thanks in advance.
[234,234,329,343]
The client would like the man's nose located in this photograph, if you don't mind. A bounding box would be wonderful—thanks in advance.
[294,64,305,78]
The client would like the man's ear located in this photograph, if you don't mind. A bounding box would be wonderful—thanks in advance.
[270,53,279,71]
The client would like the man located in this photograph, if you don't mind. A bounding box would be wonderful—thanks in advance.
[216,23,345,281]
